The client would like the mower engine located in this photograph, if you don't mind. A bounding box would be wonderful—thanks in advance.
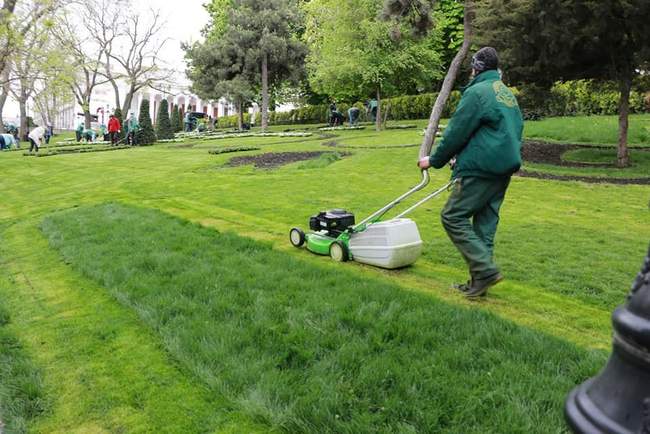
[309,209,355,237]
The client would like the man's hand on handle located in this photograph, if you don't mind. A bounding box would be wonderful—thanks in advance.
[418,156,457,170]
[418,157,431,170]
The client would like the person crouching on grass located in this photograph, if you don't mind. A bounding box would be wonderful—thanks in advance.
[28,125,46,153]
[418,47,524,298]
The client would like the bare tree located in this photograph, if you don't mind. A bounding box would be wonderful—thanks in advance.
[54,4,112,128]
[84,0,126,110]
[0,0,64,131]
[8,22,51,140]
[109,8,176,115]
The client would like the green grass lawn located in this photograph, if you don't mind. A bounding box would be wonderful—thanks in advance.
[0,304,46,433]
[40,203,603,433]
[524,114,650,146]
[0,115,648,432]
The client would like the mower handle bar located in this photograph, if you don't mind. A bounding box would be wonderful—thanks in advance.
[352,169,431,231]
[394,178,456,219]
[352,170,457,232]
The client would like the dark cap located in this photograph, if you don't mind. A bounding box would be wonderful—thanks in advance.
[471,47,499,73]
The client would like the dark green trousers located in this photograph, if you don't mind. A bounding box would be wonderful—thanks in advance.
[441,176,511,280]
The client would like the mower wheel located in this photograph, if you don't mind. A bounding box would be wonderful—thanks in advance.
[289,227,305,247]
[329,241,349,262]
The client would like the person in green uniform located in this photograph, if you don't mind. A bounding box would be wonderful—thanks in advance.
[75,122,84,142]
[125,112,140,146]
[83,128,96,142]
[418,47,523,298]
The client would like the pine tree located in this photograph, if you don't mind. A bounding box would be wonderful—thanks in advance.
[175,105,184,132]
[155,99,174,139]
[475,0,650,167]
[137,99,156,145]
[113,107,125,142]
[185,0,307,132]
[170,105,181,133]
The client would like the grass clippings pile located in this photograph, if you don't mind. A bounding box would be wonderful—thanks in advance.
[41,203,603,433]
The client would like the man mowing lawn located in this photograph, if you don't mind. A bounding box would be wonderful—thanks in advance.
[419,47,524,298]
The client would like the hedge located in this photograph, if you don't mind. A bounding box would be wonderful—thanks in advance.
[266,94,461,126]
[212,80,650,127]
[514,80,649,120]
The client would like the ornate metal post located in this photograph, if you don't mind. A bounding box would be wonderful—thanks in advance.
[566,244,650,433]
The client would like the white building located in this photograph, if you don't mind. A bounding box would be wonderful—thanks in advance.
[47,79,238,131]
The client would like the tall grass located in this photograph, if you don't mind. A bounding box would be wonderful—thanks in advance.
[42,203,604,433]
[0,305,46,434]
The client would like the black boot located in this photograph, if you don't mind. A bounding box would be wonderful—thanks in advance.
[464,273,503,299]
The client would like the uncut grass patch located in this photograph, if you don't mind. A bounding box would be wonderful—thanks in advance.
[524,115,650,146]
[0,305,47,434]
[42,203,604,433]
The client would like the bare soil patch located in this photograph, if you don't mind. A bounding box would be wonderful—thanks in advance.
[516,170,650,185]
[227,151,332,169]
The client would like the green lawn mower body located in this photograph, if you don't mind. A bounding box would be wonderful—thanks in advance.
[290,172,455,269]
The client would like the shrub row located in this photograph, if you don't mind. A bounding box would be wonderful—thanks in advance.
[514,80,649,120]
[268,93,461,126]
[211,80,650,127]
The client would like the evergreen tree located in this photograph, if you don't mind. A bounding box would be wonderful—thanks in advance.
[155,99,174,139]
[170,105,181,133]
[137,99,156,145]
[475,0,650,167]
[186,39,256,131]
[113,107,125,142]
[185,0,307,132]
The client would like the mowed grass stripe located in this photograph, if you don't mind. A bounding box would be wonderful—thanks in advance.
[0,222,264,433]
[43,203,605,433]
[0,302,46,434]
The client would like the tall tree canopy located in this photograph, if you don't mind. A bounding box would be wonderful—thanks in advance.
[186,0,307,131]
[304,0,446,130]
[475,0,650,167]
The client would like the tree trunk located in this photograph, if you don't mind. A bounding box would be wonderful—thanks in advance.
[0,90,7,133]
[109,78,121,112]
[237,100,244,131]
[122,86,136,117]
[84,102,92,129]
[261,52,269,132]
[617,74,632,168]
[19,95,27,142]
[420,1,474,159]
[376,87,381,132]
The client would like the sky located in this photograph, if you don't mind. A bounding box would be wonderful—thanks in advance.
[133,0,210,72]
[3,0,210,120]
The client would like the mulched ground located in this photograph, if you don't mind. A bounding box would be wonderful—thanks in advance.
[521,141,614,167]
[517,170,650,185]
[227,151,329,169]
[518,140,650,185]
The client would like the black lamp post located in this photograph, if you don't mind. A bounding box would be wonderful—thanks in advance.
[566,244,650,433]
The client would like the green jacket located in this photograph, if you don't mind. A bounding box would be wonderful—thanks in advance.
[126,117,140,133]
[430,70,523,178]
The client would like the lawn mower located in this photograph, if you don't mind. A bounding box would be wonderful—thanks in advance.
[289,170,455,269]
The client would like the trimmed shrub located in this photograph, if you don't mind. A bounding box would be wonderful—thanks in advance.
[136,99,156,145]
[113,107,125,141]
[170,105,182,133]
[155,100,174,140]
[216,113,251,129]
